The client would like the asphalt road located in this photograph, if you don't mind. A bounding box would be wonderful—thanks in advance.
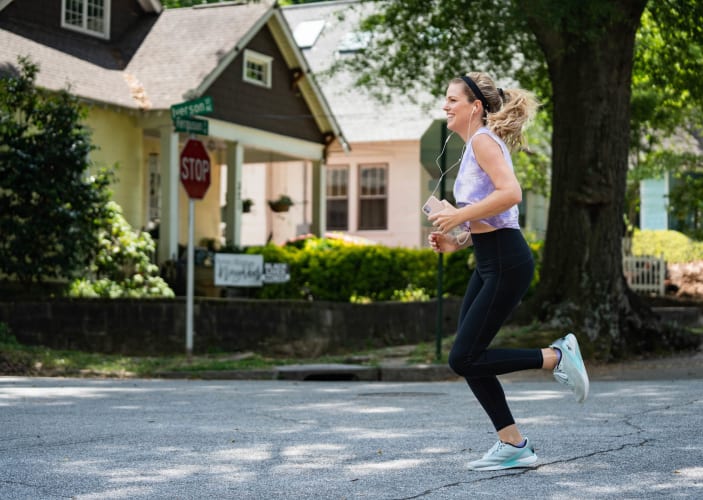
[1,375,702,499]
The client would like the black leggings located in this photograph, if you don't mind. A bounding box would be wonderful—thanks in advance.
[448,228,543,432]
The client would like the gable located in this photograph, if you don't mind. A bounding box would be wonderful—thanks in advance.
[206,24,323,144]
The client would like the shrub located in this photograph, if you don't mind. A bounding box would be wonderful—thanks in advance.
[631,229,703,263]
[215,231,544,303]
[68,202,174,298]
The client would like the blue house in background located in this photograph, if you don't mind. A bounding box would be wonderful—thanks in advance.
[640,176,670,230]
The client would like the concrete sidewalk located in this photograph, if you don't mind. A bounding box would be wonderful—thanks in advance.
[1,375,702,499]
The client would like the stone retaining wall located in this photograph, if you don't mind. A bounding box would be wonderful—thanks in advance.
[0,298,461,357]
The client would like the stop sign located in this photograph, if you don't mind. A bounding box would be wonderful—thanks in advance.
[179,138,211,199]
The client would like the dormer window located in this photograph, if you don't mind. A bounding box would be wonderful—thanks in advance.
[62,0,111,40]
[243,49,272,88]
[337,31,370,55]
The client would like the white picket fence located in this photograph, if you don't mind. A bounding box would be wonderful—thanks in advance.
[623,255,666,296]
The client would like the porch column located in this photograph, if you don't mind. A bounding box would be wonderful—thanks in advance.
[310,158,326,236]
[224,141,244,247]
[159,127,180,263]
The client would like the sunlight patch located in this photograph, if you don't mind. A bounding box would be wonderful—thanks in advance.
[347,458,426,474]
[350,406,404,414]
[75,486,151,499]
[508,390,562,401]
[212,446,272,461]
[282,444,345,457]
[332,427,410,439]
[674,466,703,479]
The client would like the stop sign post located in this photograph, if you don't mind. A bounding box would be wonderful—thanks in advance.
[179,138,211,357]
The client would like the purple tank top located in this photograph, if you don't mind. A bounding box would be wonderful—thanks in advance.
[453,127,520,231]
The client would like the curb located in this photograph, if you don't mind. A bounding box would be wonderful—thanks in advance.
[157,363,458,382]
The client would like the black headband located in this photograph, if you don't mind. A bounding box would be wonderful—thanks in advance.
[461,75,489,113]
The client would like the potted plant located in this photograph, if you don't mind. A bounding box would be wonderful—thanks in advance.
[242,198,253,213]
[268,194,294,213]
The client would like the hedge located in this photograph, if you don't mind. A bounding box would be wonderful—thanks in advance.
[225,234,543,303]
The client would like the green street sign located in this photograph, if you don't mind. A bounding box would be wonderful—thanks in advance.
[170,96,214,120]
[174,117,209,135]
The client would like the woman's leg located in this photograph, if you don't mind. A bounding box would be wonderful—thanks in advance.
[448,230,540,434]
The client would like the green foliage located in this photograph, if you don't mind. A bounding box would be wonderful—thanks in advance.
[226,234,541,302]
[668,161,703,241]
[0,57,113,286]
[68,202,174,298]
[0,322,18,346]
[627,2,703,229]
[391,285,431,302]
[631,229,703,264]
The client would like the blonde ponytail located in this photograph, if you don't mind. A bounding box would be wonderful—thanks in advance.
[487,88,539,151]
[454,72,539,151]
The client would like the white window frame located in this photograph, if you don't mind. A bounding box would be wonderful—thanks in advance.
[243,49,273,88]
[326,165,349,231]
[61,0,111,40]
[358,163,388,230]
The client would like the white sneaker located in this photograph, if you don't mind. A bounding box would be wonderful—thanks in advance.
[468,438,538,471]
[550,333,590,403]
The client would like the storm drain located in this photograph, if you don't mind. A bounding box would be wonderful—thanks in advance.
[275,364,380,382]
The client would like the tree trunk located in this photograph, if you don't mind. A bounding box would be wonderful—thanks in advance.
[523,0,698,359]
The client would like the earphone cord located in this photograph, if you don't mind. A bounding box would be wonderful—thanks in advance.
[428,131,465,200]
[429,131,472,247]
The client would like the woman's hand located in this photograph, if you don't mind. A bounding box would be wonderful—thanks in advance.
[428,200,462,235]
[428,231,461,253]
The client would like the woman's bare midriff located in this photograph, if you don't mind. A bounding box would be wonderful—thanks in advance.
[469,221,497,234]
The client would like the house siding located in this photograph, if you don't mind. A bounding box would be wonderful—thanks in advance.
[1,0,61,29]
[85,106,146,228]
[110,0,149,41]
[206,25,324,146]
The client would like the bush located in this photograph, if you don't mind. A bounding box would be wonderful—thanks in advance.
[631,229,703,263]
[224,232,542,302]
[68,202,174,298]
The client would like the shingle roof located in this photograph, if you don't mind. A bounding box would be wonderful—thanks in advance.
[282,0,443,143]
[0,1,275,111]
[126,2,273,109]
[0,17,135,108]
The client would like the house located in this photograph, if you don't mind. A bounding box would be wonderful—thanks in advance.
[0,0,347,263]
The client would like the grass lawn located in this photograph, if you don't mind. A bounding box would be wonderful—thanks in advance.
[0,323,561,378]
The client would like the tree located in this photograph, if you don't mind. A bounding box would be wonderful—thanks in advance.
[343,0,701,358]
[626,4,703,236]
[0,57,112,289]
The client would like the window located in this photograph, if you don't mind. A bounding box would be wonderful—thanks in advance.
[326,166,348,230]
[293,20,325,49]
[61,0,110,39]
[337,31,371,55]
[243,50,272,88]
[358,164,387,230]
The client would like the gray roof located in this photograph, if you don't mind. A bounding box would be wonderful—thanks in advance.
[0,18,135,108]
[125,2,273,110]
[282,0,443,143]
[0,1,275,111]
